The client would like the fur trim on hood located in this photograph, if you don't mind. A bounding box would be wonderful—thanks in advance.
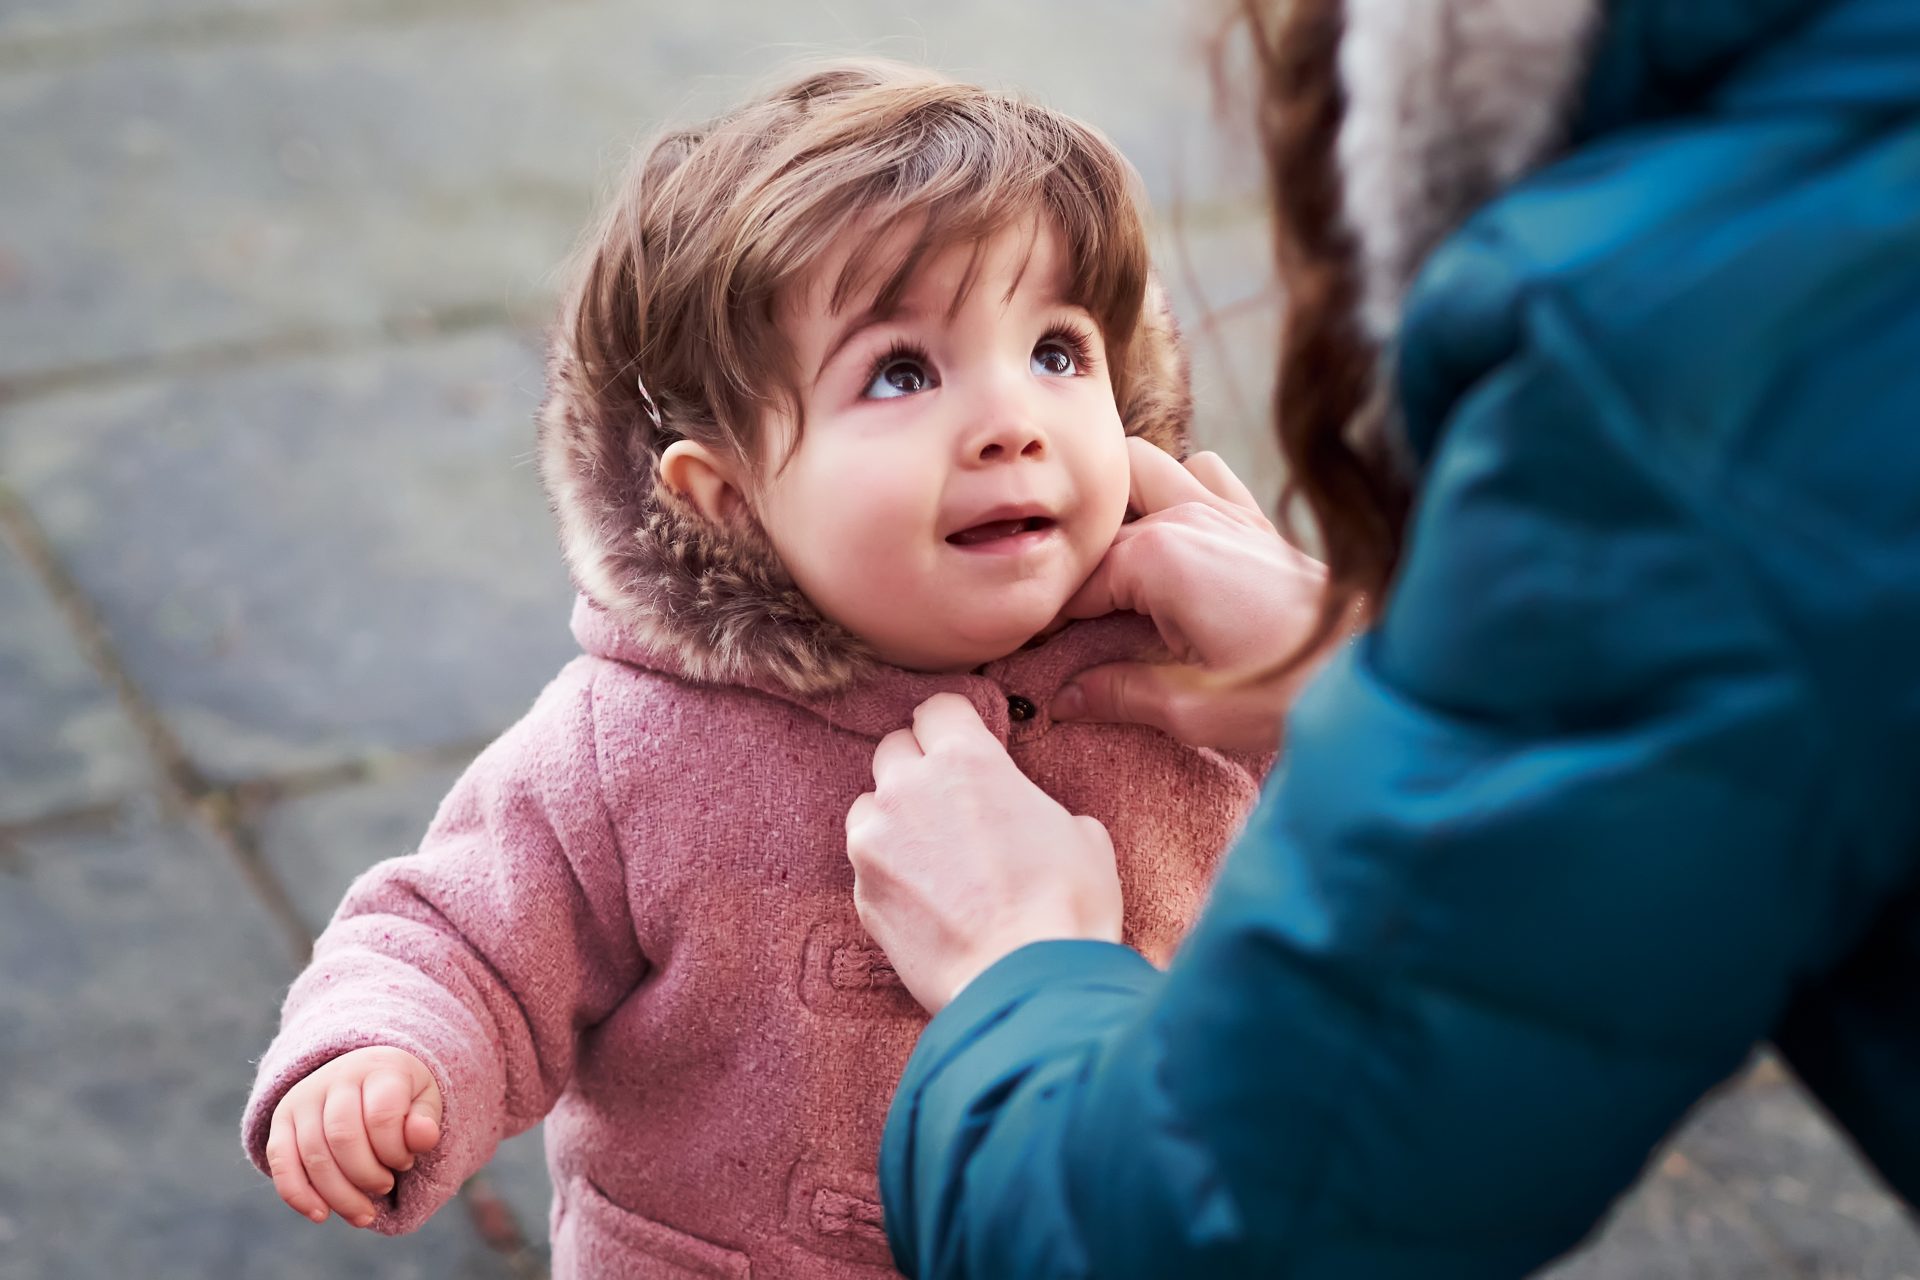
[537,282,1192,697]
[1335,0,1602,341]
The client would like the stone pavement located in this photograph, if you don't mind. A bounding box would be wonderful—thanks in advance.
[0,2,1914,1277]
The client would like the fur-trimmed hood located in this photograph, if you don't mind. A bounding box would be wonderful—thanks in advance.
[1329,0,1828,343]
[537,285,1192,697]
[1335,0,1600,342]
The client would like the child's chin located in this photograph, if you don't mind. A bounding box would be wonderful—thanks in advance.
[957,610,1074,665]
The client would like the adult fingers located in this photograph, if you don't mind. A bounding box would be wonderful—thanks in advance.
[1184,451,1271,526]
[910,692,1000,756]
[870,727,924,789]
[1074,814,1115,856]
[1126,437,1229,519]
[322,1077,394,1199]
[361,1068,417,1174]
[266,1099,329,1224]
[292,1093,377,1227]
[1055,519,1152,623]
[1050,662,1181,738]
[845,791,886,868]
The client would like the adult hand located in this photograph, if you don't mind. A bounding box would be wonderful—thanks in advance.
[847,693,1123,1014]
[1051,438,1336,752]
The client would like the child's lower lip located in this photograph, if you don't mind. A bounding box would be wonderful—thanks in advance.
[946,524,1062,555]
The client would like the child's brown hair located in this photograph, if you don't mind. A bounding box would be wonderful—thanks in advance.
[538,58,1190,694]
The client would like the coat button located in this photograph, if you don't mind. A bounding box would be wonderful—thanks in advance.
[1006,694,1037,722]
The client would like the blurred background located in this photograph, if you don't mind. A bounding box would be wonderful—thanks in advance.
[1,2,1916,1277]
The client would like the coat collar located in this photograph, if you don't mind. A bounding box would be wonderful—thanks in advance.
[570,593,1165,740]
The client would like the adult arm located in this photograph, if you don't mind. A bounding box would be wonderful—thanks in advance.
[869,291,1853,1277]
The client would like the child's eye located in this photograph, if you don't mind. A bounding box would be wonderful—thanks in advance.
[1032,342,1077,377]
[863,346,937,400]
[1032,325,1096,379]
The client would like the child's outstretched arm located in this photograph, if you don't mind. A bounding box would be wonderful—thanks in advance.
[240,660,647,1233]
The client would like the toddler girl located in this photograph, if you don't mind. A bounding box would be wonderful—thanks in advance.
[242,59,1262,1278]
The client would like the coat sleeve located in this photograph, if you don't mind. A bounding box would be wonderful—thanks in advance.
[240,661,647,1233]
[878,288,1859,1278]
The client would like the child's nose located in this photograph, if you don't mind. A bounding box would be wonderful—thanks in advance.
[975,423,1046,464]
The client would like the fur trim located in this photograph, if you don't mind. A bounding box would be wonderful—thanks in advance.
[538,282,1193,696]
[1116,276,1193,459]
[1338,0,1601,341]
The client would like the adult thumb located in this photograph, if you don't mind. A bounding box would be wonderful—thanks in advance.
[1052,662,1182,736]
[403,1060,444,1154]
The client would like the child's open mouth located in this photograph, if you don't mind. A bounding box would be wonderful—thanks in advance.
[946,515,1058,549]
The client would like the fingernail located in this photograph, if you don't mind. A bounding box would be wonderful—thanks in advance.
[356,1214,375,1229]
[309,1210,327,1224]
[1051,684,1086,721]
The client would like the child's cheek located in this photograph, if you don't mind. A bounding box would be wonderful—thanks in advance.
[798,455,936,603]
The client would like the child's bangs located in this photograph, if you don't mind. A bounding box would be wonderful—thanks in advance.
[792,100,1149,341]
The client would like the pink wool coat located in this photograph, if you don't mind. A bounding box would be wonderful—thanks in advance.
[241,599,1262,1277]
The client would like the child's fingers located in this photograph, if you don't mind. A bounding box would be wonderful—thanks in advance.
[322,1080,396,1200]
[265,1100,330,1224]
[361,1068,418,1173]
[293,1094,378,1227]
[404,1109,443,1156]
[403,1058,444,1154]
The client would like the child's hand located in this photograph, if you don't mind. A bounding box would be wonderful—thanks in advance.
[265,1045,443,1229]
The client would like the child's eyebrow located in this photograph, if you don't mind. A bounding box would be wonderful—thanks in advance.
[813,305,907,387]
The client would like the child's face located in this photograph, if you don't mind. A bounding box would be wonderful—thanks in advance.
[755,221,1130,672]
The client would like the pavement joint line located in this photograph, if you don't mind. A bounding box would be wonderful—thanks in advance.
[459,1173,544,1278]
[0,480,314,961]
[223,733,499,814]
[0,798,125,848]
[0,299,530,408]
[0,736,493,848]
[0,0,596,75]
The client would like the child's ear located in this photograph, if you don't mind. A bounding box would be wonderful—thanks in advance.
[659,441,749,527]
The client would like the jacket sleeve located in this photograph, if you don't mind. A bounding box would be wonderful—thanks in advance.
[878,289,1856,1278]
[240,661,646,1233]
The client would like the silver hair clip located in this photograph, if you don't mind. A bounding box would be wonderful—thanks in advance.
[635,373,664,431]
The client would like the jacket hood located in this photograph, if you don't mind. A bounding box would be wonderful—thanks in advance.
[538,281,1192,699]
[1332,0,1828,344]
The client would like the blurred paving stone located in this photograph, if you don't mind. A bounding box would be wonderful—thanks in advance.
[0,0,1253,386]
[251,757,469,934]
[253,761,557,1251]
[0,0,308,43]
[1544,1069,1920,1279]
[0,534,151,825]
[487,1127,557,1255]
[1679,1074,1920,1277]
[0,800,515,1279]
[0,330,580,784]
